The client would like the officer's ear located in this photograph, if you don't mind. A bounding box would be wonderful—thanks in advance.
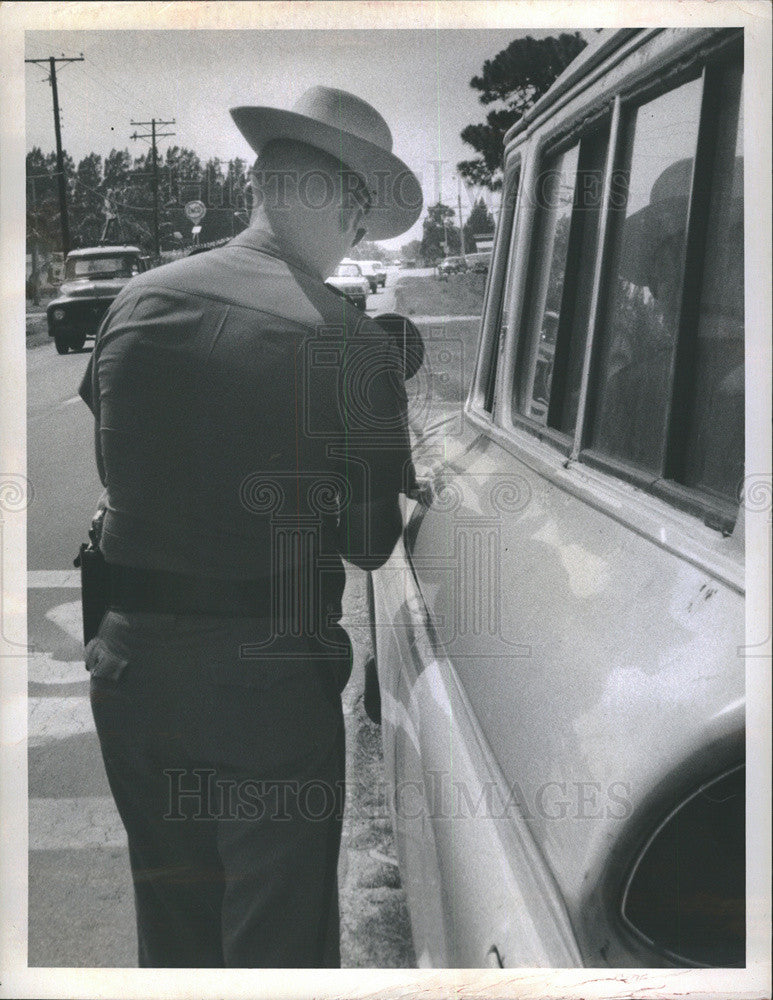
[247,171,264,217]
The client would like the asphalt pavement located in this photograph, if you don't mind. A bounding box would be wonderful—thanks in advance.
[25,269,416,967]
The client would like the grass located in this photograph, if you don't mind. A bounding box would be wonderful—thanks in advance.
[393,271,487,317]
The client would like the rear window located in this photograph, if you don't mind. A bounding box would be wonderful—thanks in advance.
[335,264,362,277]
[65,256,137,279]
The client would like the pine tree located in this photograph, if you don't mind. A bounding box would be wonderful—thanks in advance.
[458,33,587,190]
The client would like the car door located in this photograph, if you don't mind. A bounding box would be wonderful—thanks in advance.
[371,27,746,970]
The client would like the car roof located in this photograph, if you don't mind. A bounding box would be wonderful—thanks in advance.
[67,245,141,258]
[504,28,641,145]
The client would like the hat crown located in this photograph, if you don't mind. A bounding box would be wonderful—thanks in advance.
[650,158,693,204]
[291,86,393,154]
[649,155,743,205]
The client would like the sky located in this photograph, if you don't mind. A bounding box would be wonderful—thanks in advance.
[25,28,594,249]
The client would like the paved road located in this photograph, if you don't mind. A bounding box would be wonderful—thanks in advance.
[25,266,415,967]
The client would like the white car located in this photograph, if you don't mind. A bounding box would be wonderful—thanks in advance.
[326,261,369,310]
[369,25,748,970]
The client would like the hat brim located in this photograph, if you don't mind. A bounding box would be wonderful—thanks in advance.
[230,105,423,241]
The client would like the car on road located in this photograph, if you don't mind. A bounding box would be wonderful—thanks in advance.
[437,255,468,276]
[369,26,746,970]
[326,261,370,310]
[47,246,149,354]
[352,260,382,294]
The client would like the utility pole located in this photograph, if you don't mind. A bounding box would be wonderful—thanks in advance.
[25,54,84,255]
[130,117,176,258]
[29,177,39,305]
[457,175,467,263]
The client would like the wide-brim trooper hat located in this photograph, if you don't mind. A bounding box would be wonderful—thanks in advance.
[231,86,423,240]
[619,156,743,286]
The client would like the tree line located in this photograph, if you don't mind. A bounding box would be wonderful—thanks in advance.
[27,144,253,261]
[26,140,495,271]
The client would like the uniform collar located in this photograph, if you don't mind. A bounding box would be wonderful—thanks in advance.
[228,227,323,282]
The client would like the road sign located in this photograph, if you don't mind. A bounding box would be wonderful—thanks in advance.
[184,200,206,223]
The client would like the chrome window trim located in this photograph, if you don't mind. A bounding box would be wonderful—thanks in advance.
[506,107,615,435]
[468,153,524,413]
[570,93,621,459]
[490,139,539,429]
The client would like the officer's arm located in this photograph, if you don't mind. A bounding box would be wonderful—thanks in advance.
[333,319,412,570]
[335,494,403,571]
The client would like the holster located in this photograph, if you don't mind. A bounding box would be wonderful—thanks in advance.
[74,510,111,647]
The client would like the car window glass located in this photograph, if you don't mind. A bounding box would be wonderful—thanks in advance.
[590,76,704,474]
[517,143,580,424]
[512,125,608,434]
[681,65,744,503]
[482,163,519,414]
[67,256,135,279]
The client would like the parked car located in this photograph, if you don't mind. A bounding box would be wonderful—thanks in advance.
[47,245,149,354]
[468,251,492,274]
[369,26,746,969]
[353,260,380,294]
[326,261,369,310]
[437,255,468,276]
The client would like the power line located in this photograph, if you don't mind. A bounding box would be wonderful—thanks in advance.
[24,54,84,254]
[81,59,158,120]
[130,117,176,257]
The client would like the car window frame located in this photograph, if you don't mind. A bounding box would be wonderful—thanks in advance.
[493,96,615,455]
[508,109,615,453]
[467,151,525,420]
[579,42,743,532]
[472,30,744,538]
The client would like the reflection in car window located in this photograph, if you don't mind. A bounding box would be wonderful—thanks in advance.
[518,143,580,423]
[513,126,608,433]
[682,65,744,503]
[591,77,704,474]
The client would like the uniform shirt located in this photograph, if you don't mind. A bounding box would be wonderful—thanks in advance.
[79,227,412,629]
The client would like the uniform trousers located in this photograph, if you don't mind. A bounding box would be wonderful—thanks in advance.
[87,609,349,968]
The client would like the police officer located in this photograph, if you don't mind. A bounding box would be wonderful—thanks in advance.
[79,86,422,968]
